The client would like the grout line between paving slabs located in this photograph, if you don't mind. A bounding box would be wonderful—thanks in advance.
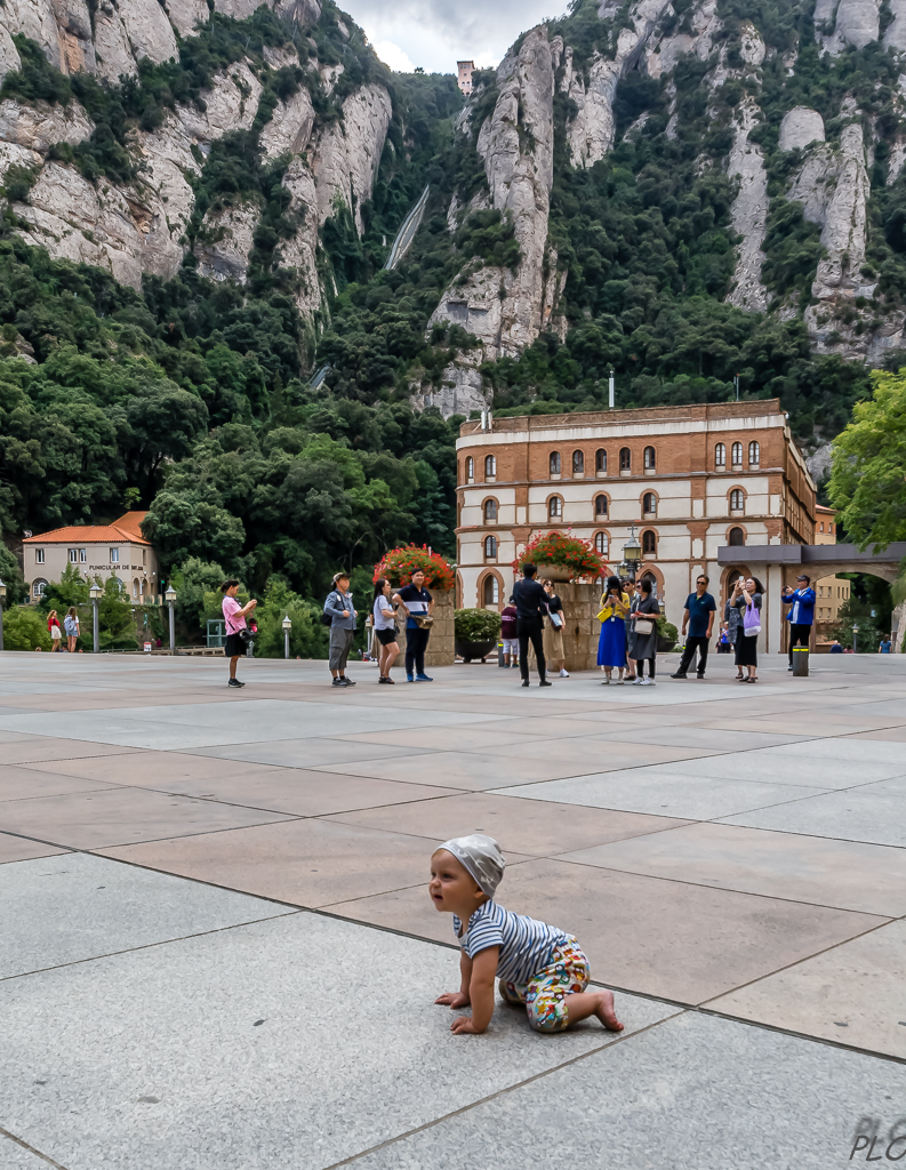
[0,1126,72,1169]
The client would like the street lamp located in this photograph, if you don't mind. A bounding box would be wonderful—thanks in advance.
[89,583,101,653]
[852,622,859,655]
[282,614,292,660]
[622,525,642,580]
[165,586,177,655]
[0,578,6,652]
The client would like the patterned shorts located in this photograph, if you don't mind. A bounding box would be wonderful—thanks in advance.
[499,938,590,1033]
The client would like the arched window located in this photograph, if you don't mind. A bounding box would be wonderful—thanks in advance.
[594,531,609,556]
[731,442,743,467]
[549,451,561,477]
[548,495,563,519]
[32,578,47,599]
[484,498,498,523]
[715,443,726,469]
[748,441,760,466]
[109,575,123,593]
[643,445,656,471]
[642,492,657,517]
[595,448,607,475]
[641,529,657,556]
[594,494,609,518]
[483,575,499,606]
[465,456,474,482]
[572,449,585,476]
[619,447,631,472]
[728,527,745,546]
[729,489,745,513]
[484,535,498,559]
[132,578,141,599]
[485,454,497,480]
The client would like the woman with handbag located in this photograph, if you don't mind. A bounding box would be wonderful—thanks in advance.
[393,568,435,682]
[629,578,659,686]
[542,579,569,678]
[596,575,630,685]
[220,579,257,689]
[732,576,763,683]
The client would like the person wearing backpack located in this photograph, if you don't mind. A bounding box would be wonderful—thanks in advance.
[324,572,357,688]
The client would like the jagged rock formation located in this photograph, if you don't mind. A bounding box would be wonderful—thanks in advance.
[0,0,389,323]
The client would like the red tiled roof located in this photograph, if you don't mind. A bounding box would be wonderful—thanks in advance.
[24,512,151,546]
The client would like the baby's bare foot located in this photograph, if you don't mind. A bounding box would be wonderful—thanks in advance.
[595,990,624,1032]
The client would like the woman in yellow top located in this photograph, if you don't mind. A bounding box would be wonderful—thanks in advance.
[596,575,631,684]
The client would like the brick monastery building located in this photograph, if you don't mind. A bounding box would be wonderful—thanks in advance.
[455,400,816,631]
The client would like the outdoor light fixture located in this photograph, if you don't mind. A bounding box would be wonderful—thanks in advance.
[282,615,292,659]
[0,577,6,653]
[622,525,642,578]
[90,583,102,653]
[165,587,177,655]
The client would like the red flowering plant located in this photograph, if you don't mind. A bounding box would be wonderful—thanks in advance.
[512,531,607,579]
[373,545,455,590]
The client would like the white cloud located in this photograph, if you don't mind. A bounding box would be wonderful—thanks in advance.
[338,0,567,74]
[372,39,416,73]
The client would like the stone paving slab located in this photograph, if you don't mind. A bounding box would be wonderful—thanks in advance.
[326,792,689,856]
[708,919,906,1059]
[344,1012,906,1170]
[495,769,824,819]
[659,750,902,789]
[721,787,906,848]
[313,749,599,790]
[558,822,906,916]
[0,833,67,865]
[190,737,434,769]
[0,787,295,850]
[0,912,676,1170]
[0,739,133,765]
[0,764,120,802]
[19,750,292,785]
[330,855,886,1004]
[0,853,293,979]
[0,1135,55,1169]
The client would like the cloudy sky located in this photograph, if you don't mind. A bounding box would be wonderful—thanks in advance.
[336,0,568,74]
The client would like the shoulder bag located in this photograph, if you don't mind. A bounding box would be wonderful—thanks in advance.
[743,601,761,637]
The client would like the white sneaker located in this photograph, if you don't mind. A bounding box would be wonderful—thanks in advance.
[640,677,655,686]
[559,668,569,677]
[630,677,643,685]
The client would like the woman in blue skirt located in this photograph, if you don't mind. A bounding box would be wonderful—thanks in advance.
[597,575,630,684]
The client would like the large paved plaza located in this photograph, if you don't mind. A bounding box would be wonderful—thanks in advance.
[2,650,905,1168]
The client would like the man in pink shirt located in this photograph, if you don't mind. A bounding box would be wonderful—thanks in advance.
[221,579,257,688]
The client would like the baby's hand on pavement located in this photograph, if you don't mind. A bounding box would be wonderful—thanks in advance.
[450,1017,483,1035]
[434,991,469,1008]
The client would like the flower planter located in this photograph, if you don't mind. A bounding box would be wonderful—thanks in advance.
[455,637,498,663]
[536,564,574,582]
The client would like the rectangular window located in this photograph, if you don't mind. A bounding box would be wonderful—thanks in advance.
[110,548,120,563]
[69,548,78,563]
[79,549,87,563]
[35,548,45,564]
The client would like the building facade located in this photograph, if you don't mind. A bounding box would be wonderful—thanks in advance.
[455,400,816,634]
[22,512,159,603]
[456,60,475,95]
[813,503,850,638]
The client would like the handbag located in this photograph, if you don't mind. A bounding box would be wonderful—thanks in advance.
[413,614,434,630]
[743,602,761,638]
[634,618,655,636]
[549,610,563,629]
[238,628,255,645]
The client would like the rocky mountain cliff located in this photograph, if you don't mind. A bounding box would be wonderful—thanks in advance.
[3,0,906,437]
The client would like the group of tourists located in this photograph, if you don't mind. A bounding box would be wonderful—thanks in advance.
[219,566,825,690]
[46,608,80,653]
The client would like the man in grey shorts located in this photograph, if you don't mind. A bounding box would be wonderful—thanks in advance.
[324,572,357,688]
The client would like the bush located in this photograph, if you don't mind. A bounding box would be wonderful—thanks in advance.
[373,545,455,589]
[657,619,679,652]
[3,606,51,651]
[513,531,606,578]
[454,608,501,642]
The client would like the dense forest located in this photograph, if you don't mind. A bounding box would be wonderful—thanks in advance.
[2,0,906,635]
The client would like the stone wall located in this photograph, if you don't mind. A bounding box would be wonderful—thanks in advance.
[424,589,455,667]
[559,581,602,672]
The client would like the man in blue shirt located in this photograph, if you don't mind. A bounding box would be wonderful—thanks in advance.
[781,574,816,670]
[671,574,716,679]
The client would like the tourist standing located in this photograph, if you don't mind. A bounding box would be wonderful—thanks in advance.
[625,580,643,681]
[542,579,569,678]
[781,574,815,671]
[671,575,716,679]
[724,587,744,679]
[47,609,63,652]
[372,577,399,684]
[500,596,518,668]
[324,571,357,688]
[597,575,629,685]
[64,607,80,653]
[513,563,551,688]
[879,637,892,654]
[629,578,659,686]
[394,568,434,682]
[732,576,762,683]
[221,579,257,689]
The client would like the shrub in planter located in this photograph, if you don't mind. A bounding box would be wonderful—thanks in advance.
[454,608,501,661]
[513,530,606,579]
[373,545,455,589]
[657,619,679,652]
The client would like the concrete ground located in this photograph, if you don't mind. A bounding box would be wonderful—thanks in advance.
[1,650,905,1169]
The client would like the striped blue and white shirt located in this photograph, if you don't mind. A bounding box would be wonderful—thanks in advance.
[453,900,569,985]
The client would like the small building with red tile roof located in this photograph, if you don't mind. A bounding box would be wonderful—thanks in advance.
[22,512,159,604]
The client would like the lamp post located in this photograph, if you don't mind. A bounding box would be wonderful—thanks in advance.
[0,578,6,652]
[622,525,642,581]
[89,583,101,653]
[165,586,177,655]
[282,615,292,660]
[852,622,859,655]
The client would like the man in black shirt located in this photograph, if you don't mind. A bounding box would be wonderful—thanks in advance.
[513,563,552,688]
